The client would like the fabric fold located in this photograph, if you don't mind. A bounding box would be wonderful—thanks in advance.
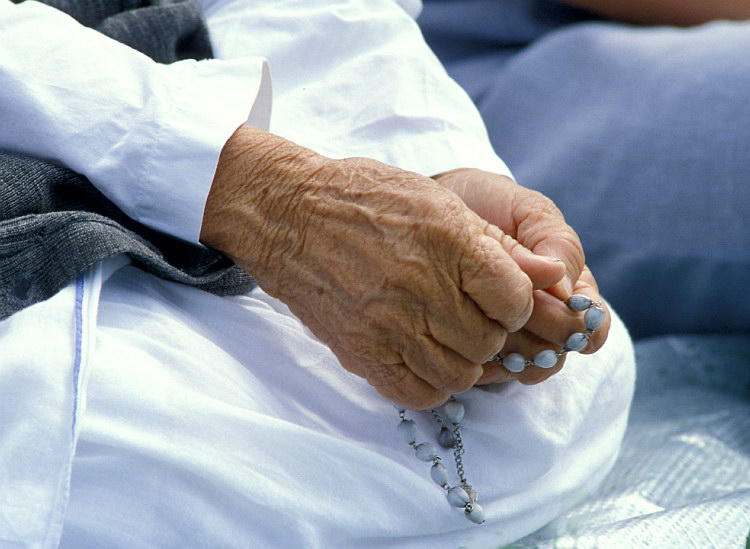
[0,0,257,320]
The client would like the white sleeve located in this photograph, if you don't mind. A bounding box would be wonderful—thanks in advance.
[0,0,271,244]
[200,0,510,179]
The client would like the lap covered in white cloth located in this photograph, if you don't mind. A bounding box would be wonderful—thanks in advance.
[0,258,635,548]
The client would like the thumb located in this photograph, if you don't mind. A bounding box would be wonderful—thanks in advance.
[533,235,585,300]
[486,224,567,290]
[460,224,564,334]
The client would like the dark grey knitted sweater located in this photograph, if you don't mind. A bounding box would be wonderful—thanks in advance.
[0,0,255,320]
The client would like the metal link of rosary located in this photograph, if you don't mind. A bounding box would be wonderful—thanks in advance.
[491,294,605,373]
[394,396,485,524]
[392,295,605,525]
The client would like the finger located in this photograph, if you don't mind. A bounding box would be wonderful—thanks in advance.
[459,229,535,332]
[425,285,509,364]
[401,333,484,395]
[476,362,514,385]
[511,189,585,299]
[484,224,567,291]
[522,289,590,346]
[367,362,452,410]
[571,267,611,355]
[523,270,610,355]
[433,170,582,295]
[481,330,567,385]
[329,340,452,410]
[478,355,567,385]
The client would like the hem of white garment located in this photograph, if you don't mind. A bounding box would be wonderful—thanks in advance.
[43,263,105,549]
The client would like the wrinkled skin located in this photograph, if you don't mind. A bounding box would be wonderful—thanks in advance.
[201,125,609,409]
[434,169,610,385]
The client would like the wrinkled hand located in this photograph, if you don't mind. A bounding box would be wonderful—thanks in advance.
[201,126,565,409]
[433,169,611,385]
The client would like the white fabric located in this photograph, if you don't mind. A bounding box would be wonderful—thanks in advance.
[0,265,102,548]
[0,0,270,244]
[0,0,508,244]
[0,1,633,546]
[202,0,509,178]
[46,259,633,549]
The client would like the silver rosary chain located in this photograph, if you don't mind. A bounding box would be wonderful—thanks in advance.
[452,423,467,486]
[393,295,607,526]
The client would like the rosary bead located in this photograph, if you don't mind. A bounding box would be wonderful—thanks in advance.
[397,419,417,445]
[533,349,558,369]
[567,294,592,312]
[584,305,605,331]
[415,442,438,462]
[502,352,526,373]
[438,426,457,448]
[430,462,449,487]
[443,400,465,425]
[564,332,589,352]
[447,486,470,507]
[465,503,485,524]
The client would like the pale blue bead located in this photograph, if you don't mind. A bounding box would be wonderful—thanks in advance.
[397,419,417,445]
[567,294,592,312]
[585,306,605,331]
[438,427,457,448]
[415,442,438,462]
[502,353,526,373]
[533,349,558,369]
[443,400,465,424]
[447,486,470,507]
[392,402,406,413]
[430,462,449,487]
[465,503,485,524]
[564,332,589,352]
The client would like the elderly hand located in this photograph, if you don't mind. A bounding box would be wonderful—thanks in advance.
[433,168,611,385]
[201,126,566,409]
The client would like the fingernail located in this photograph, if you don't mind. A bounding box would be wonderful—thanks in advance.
[539,255,562,263]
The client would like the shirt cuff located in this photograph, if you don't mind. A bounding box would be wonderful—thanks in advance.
[0,0,272,245]
[98,57,272,244]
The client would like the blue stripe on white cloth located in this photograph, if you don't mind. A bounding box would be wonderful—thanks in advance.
[70,274,85,439]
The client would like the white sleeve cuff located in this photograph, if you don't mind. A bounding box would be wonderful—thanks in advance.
[0,0,272,244]
[92,57,272,244]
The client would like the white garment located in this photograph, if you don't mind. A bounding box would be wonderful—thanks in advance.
[0,1,633,547]
[42,258,631,549]
[0,0,508,245]
[0,256,634,548]
[0,0,269,244]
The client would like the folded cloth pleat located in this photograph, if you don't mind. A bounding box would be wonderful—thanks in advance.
[0,0,255,321]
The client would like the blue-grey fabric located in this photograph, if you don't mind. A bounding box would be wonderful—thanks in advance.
[0,0,254,321]
[517,334,750,547]
[420,1,750,338]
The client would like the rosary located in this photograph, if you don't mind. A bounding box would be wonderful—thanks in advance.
[393,295,605,525]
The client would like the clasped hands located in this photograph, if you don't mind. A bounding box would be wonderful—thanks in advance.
[201,125,610,409]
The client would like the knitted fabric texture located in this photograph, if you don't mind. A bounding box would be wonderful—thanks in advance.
[1,0,255,320]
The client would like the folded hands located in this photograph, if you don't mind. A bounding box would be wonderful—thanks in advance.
[201,125,610,409]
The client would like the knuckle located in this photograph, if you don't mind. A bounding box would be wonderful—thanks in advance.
[365,363,409,389]
[436,369,474,394]
[411,335,481,391]
[410,390,451,411]
[379,380,449,411]
[522,189,563,221]
[502,278,534,331]
[474,327,507,363]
